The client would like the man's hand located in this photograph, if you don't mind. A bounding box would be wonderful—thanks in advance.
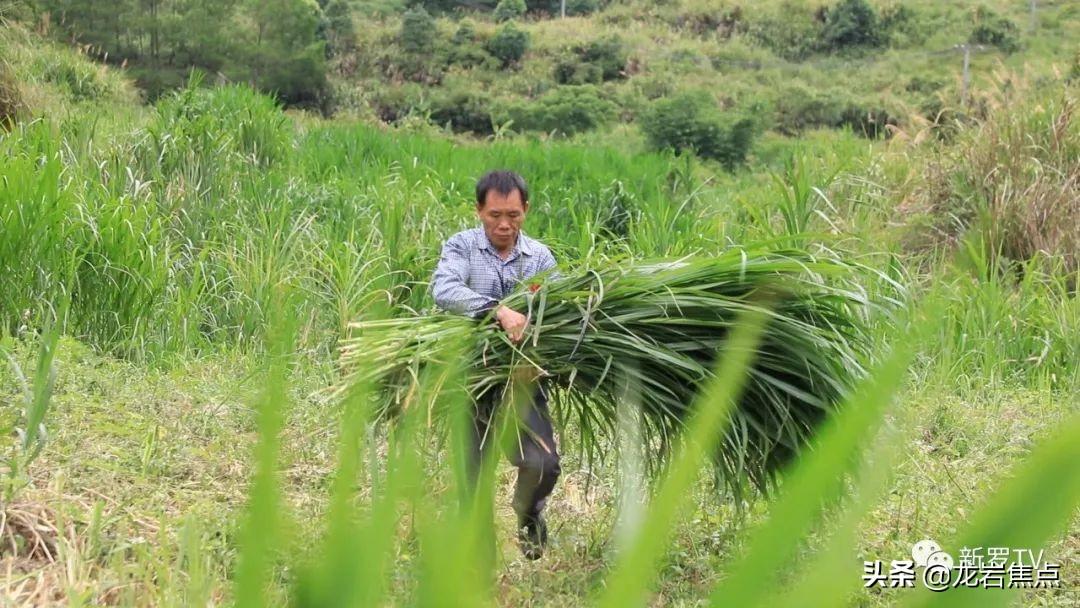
[495,305,528,343]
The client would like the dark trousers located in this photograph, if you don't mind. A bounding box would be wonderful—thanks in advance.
[468,384,561,522]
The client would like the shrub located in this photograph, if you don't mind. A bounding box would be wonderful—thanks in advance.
[746,1,822,61]
[400,6,437,55]
[770,86,844,135]
[879,3,926,46]
[553,59,602,85]
[500,85,616,135]
[451,19,477,45]
[905,75,946,96]
[486,23,529,67]
[448,20,495,68]
[969,6,1020,54]
[673,4,744,37]
[769,85,897,138]
[838,103,896,138]
[37,54,113,101]
[640,92,754,168]
[565,0,599,17]
[429,88,494,135]
[525,0,560,14]
[581,36,627,80]
[369,83,426,123]
[494,0,526,22]
[553,36,626,85]
[405,0,483,13]
[821,0,885,50]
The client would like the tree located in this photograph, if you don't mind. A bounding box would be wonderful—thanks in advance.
[400,6,436,55]
[969,6,1019,54]
[449,19,494,68]
[244,0,328,107]
[640,92,754,169]
[486,22,529,67]
[500,85,616,136]
[493,0,525,22]
[553,37,626,85]
[165,0,240,71]
[321,0,357,56]
[580,36,626,81]
[821,0,884,50]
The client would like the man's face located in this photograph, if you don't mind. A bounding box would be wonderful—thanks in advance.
[477,189,528,252]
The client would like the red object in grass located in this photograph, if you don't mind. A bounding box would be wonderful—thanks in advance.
[528,283,541,293]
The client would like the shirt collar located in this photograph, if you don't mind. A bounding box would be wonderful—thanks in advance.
[477,229,533,256]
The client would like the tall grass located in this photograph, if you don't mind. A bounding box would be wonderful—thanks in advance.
[1,82,725,361]
[3,81,1074,391]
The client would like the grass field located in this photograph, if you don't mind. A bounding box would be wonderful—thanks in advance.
[1,18,1078,607]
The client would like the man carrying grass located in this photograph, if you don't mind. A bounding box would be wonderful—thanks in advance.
[431,170,560,560]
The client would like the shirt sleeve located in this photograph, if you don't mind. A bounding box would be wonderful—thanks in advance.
[537,247,560,279]
[431,235,497,317]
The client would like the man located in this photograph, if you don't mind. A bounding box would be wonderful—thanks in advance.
[431,170,560,560]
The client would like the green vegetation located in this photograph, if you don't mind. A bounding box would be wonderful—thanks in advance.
[0,58,23,127]
[554,36,628,85]
[0,5,1077,607]
[969,5,1021,53]
[9,0,328,105]
[493,0,526,22]
[401,5,437,55]
[6,0,1077,155]
[486,21,531,67]
[501,85,616,136]
[640,92,755,168]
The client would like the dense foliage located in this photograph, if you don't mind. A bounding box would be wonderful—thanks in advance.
[969,5,1020,53]
[4,0,1074,168]
[501,85,616,135]
[640,92,755,168]
[485,22,530,67]
[20,0,330,106]
[493,0,526,22]
[554,36,627,84]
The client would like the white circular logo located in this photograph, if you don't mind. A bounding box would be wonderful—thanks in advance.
[912,539,943,567]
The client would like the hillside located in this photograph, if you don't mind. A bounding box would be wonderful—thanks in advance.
[5,0,1078,160]
[334,0,1079,146]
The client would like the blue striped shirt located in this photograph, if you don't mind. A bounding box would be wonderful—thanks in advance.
[431,227,557,317]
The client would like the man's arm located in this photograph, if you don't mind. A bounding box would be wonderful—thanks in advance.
[431,235,497,317]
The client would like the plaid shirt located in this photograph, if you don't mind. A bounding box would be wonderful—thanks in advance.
[431,227,557,317]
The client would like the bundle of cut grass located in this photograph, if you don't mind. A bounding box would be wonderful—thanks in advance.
[338,246,890,493]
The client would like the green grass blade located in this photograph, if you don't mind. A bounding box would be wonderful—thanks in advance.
[770,419,909,607]
[232,306,296,608]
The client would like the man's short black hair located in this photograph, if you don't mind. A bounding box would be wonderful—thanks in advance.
[476,170,528,207]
